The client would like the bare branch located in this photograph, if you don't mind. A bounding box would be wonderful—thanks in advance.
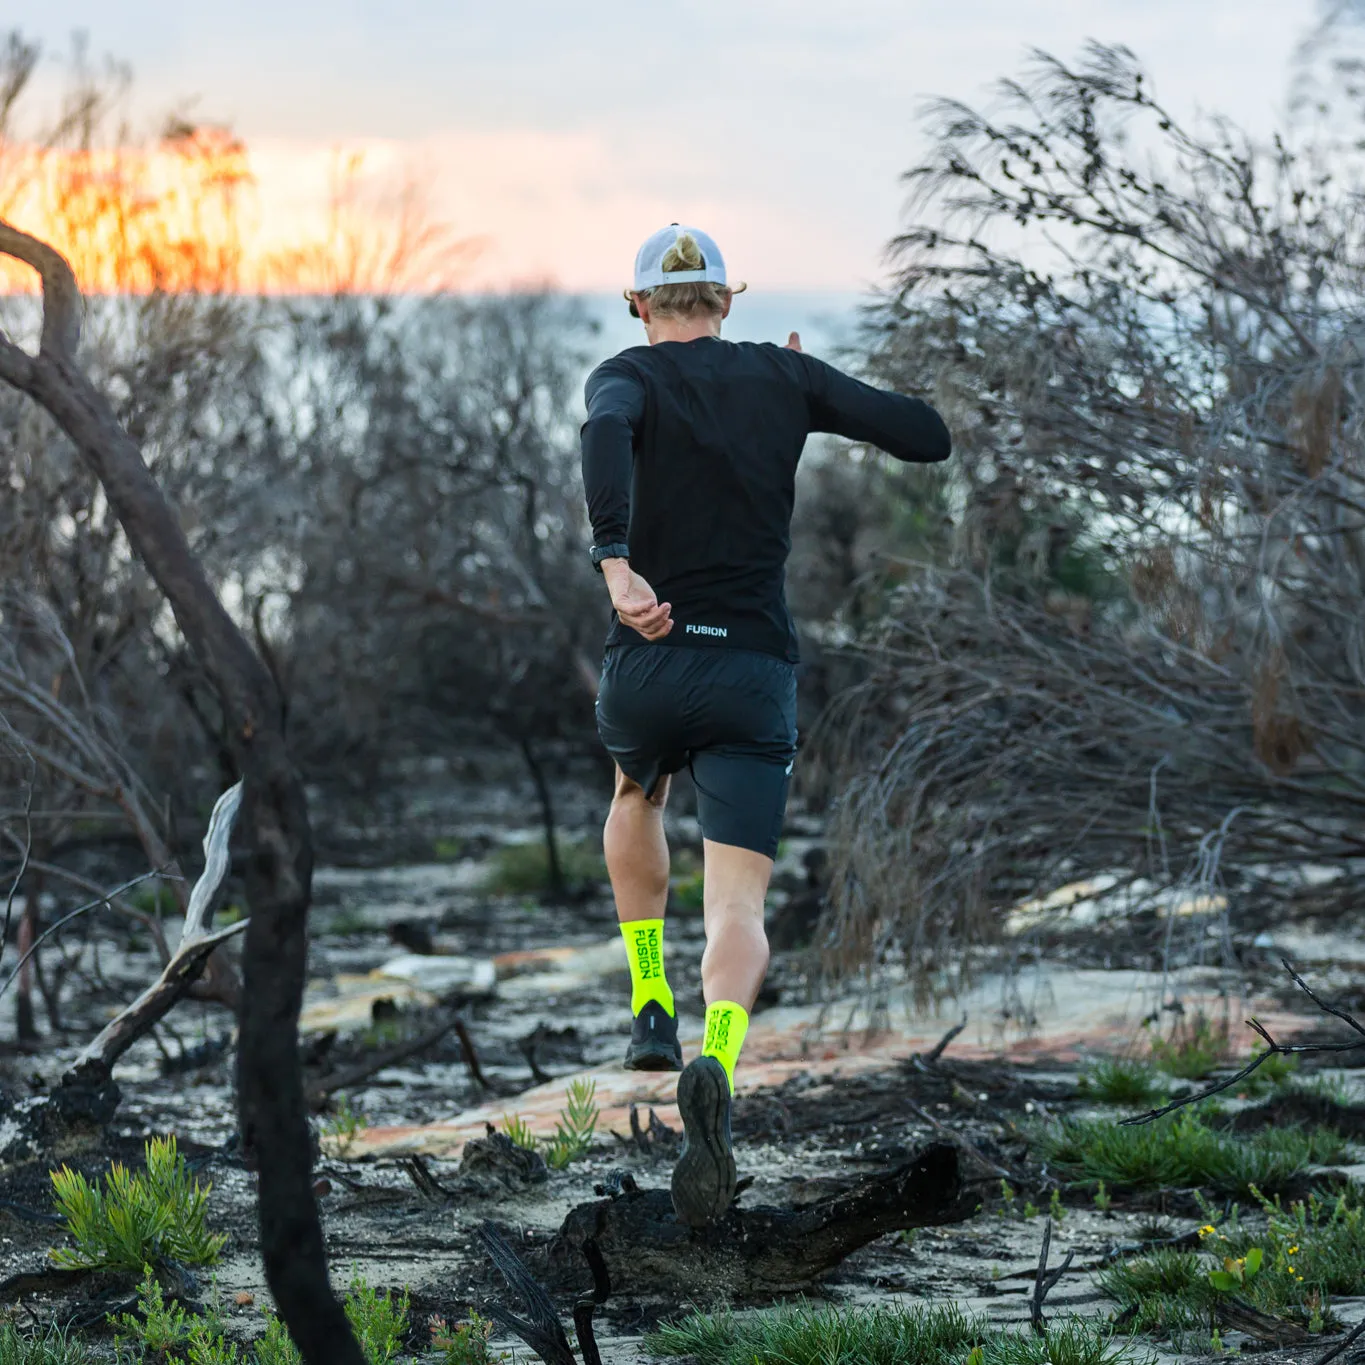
[0,220,81,359]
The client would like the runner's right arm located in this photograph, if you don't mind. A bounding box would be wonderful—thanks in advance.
[795,352,951,463]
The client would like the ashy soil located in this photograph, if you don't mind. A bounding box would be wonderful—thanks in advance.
[2,784,1363,1363]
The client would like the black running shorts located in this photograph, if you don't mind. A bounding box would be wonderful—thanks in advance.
[595,644,798,859]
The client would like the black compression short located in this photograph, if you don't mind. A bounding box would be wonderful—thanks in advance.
[595,644,797,859]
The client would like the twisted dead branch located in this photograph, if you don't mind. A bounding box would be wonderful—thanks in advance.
[0,219,363,1362]
[62,782,247,1090]
[1121,959,1365,1126]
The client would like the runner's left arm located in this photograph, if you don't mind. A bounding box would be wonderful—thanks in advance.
[581,360,646,547]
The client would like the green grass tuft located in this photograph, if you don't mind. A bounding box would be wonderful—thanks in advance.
[1033,1108,1345,1195]
[1146,1014,1228,1080]
[482,838,606,895]
[1078,1058,1169,1107]
[50,1136,226,1272]
[647,1301,1144,1365]
[0,1323,95,1364]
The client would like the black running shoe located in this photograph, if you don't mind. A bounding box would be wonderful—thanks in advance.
[623,1000,683,1072]
[671,1055,736,1228]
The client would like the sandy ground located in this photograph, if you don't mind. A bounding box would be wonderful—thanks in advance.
[2,840,1363,1362]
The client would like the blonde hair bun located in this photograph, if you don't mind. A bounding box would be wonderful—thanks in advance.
[661,231,706,274]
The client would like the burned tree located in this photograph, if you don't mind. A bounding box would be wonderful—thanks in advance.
[816,43,1365,980]
[0,224,364,1362]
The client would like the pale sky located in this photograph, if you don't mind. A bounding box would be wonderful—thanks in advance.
[22,1,1322,292]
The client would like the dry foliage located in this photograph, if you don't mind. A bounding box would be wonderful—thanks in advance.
[816,43,1365,979]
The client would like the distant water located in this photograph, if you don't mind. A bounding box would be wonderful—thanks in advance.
[574,290,870,370]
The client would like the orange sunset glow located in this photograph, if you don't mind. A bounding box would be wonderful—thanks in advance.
[0,126,475,295]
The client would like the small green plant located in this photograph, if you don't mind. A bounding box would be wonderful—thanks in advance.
[359,1018,405,1049]
[0,1322,96,1364]
[671,870,705,910]
[1147,1013,1227,1080]
[501,1113,537,1151]
[113,1268,235,1361]
[1048,1188,1066,1222]
[545,1079,600,1170]
[1093,1180,1112,1213]
[999,1179,1017,1218]
[433,837,465,862]
[502,1079,600,1170]
[482,838,606,895]
[112,1269,412,1365]
[1078,1058,1168,1107]
[343,1271,409,1365]
[1208,1246,1262,1293]
[431,1311,505,1364]
[51,1136,226,1272]
[321,1094,368,1158]
[253,1318,303,1365]
[1022,1200,1040,1219]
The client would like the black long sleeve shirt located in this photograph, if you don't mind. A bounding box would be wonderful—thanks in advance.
[581,336,951,662]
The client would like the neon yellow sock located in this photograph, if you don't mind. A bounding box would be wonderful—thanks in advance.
[702,1000,750,1095]
[620,919,675,1018]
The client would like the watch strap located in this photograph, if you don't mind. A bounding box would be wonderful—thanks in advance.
[590,542,631,572]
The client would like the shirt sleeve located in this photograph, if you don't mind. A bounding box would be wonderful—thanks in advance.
[581,360,647,547]
[796,352,952,463]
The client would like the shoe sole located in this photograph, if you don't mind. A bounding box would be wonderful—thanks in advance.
[623,1039,683,1072]
[671,1057,736,1228]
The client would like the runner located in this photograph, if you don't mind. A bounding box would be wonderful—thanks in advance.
[581,223,951,1226]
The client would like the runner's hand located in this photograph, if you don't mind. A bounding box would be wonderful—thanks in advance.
[602,560,673,640]
[785,331,802,352]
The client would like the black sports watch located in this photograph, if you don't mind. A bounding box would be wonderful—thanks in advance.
[590,543,631,572]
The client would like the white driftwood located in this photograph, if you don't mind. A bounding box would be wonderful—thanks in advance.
[69,781,247,1076]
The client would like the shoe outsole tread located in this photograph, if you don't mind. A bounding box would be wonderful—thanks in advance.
[671,1056,736,1228]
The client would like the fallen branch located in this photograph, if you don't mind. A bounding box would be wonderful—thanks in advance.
[61,784,246,1089]
[1122,959,1365,1127]
[917,1015,968,1069]
[306,1013,459,1110]
[546,1141,973,1299]
[401,1155,454,1204]
[455,1016,491,1089]
[1315,1319,1365,1365]
[571,1239,610,1365]
[478,1221,577,1365]
[1029,1217,1074,1335]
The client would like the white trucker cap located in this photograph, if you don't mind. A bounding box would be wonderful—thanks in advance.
[630,223,746,293]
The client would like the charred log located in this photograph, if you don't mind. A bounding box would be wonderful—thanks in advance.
[542,1141,972,1300]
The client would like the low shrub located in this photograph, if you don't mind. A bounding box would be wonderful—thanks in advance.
[1101,1189,1365,1341]
[112,1267,411,1365]
[50,1136,226,1272]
